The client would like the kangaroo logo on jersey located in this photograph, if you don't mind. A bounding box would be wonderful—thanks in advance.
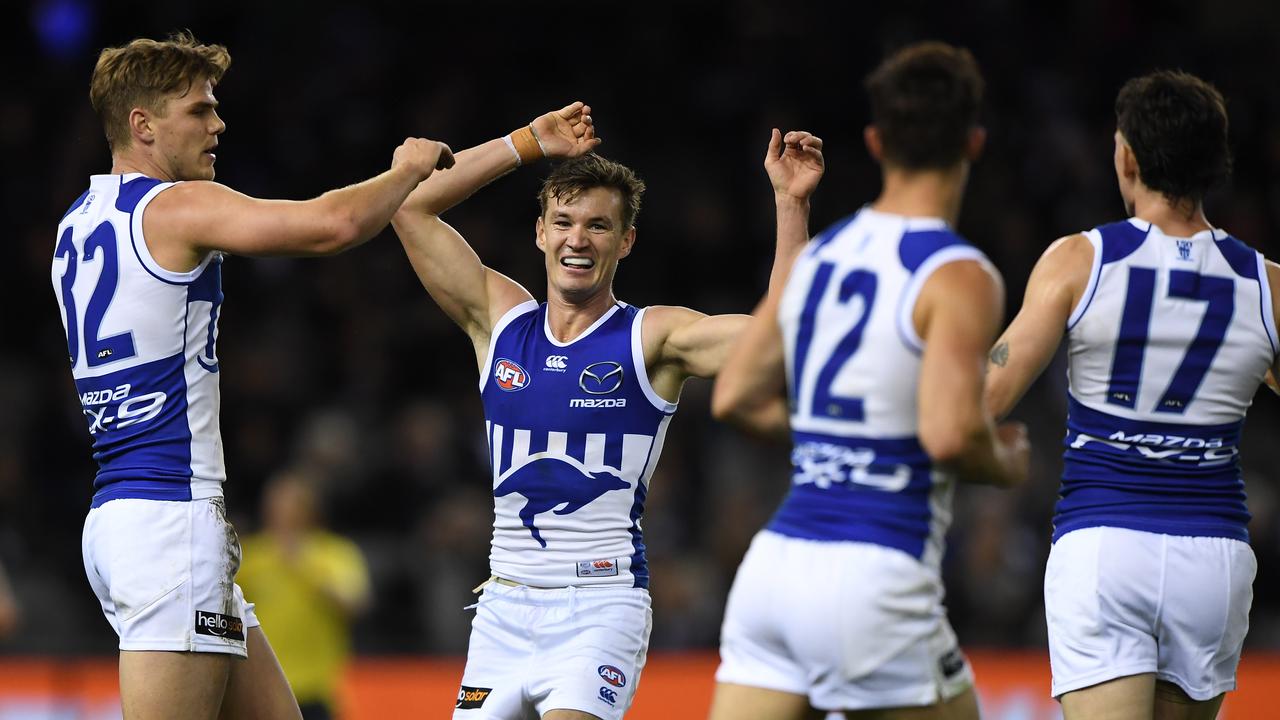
[493,453,630,548]
[580,361,623,394]
[494,358,529,391]
[1176,239,1193,260]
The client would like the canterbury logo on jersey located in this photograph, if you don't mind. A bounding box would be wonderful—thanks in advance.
[576,558,620,577]
[544,355,568,371]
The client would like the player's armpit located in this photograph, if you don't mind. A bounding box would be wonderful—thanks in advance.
[984,233,1093,419]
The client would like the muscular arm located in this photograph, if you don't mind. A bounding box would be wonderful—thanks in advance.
[916,259,1027,487]
[1264,261,1280,395]
[984,233,1093,419]
[145,138,451,269]
[708,195,813,438]
[393,103,598,359]
[645,130,815,437]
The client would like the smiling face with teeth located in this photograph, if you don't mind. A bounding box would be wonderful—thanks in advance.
[536,186,635,304]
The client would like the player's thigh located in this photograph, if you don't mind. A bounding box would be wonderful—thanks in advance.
[841,685,978,720]
[1059,673,1156,720]
[707,682,824,720]
[219,626,303,720]
[1153,680,1223,720]
[119,649,232,720]
[543,710,604,720]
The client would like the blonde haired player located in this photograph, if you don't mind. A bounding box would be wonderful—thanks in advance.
[55,32,451,719]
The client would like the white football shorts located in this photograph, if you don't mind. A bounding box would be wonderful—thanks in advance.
[716,530,973,712]
[82,497,259,656]
[453,581,652,719]
[1045,525,1255,700]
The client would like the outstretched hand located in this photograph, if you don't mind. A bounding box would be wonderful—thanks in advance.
[764,129,824,200]
[531,101,601,159]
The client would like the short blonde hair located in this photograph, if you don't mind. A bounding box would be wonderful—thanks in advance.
[90,31,230,151]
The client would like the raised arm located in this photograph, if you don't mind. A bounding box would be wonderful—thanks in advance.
[144,137,454,270]
[706,129,824,437]
[1265,261,1280,396]
[390,103,600,358]
[984,233,1094,419]
[915,259,1028,487]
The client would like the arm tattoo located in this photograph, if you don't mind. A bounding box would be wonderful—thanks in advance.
[989,341,1010,367]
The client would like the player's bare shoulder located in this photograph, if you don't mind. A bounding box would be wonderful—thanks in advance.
[1042,232,1095,276]
[137,180,237,273]
[639,304,705,365]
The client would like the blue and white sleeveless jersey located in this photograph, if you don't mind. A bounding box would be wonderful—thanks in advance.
[52,174,225,508]
[480,301,676,588]
[770,208,992,569]
[1058,218,1277,542]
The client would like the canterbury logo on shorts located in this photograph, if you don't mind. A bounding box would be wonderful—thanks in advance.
[194,610,244,641]
[456,685,492,709]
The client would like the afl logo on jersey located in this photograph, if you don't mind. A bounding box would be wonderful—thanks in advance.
[580,361,623,395]
[494,359,529,391]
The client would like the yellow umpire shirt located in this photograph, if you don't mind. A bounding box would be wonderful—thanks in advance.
[237,531,371,707]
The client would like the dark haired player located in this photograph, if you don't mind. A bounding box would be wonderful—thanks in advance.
[390,103,815,719]
[710,41,1028,720]
[985,70,1280,719]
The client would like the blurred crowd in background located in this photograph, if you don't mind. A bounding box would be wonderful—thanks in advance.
[3,0,1280,659]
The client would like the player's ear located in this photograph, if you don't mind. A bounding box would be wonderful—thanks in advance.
[965,126,987,161]
[863,125,883,162]
[1115,131,1139,181]
[535,216,546,252]
[618,226,635,260]
[128,107,155,146]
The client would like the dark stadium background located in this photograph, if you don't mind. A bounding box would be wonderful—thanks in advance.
[4,0,1280,661]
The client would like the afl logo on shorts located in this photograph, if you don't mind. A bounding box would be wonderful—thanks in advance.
[598,664,627,687]
[494,359,529,391]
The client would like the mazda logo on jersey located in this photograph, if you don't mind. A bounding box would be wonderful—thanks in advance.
[580,362,623,395]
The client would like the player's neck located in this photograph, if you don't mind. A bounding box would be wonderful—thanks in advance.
[872,165,966,226]
[1130,188,1212,237]
[110,150,175,182]
[545,288,617,343]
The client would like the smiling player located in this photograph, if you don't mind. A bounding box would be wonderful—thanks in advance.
[391,108,813,719]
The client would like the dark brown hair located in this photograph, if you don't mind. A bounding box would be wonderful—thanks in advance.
[1115,70,1231,202]
[538,154,647,229]
[865,41,984,170]
[90,31,231,151]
